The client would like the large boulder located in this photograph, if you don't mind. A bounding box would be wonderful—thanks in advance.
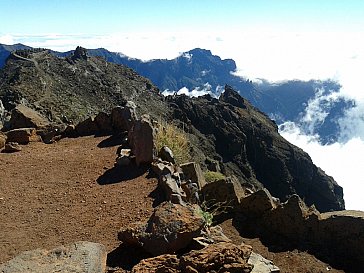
[180,242,253,273]
[9,104,50,130]
[75,117,99,136]
[6,128,41,144]
[94,111,112,134]
[131,254,180,273]
[111,102,137,132]
[119,202,205,256]
[201,176,245,210]
[0,241,107,273]
[180,162,206,189]
[128,115,154,165]
[238,189,279,217]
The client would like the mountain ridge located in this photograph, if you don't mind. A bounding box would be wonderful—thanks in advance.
[0,47,344,212]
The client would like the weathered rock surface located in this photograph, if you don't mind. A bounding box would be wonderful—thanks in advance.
[128,115,154,165]
[119,202,204,256]
[131,242,255,273]
[0,132,6,150]
[0,241,107,273]
[6,128,41,144]
[180,162,206,190]
[168,86,344,212]
[131,254,180,273]
[238,188,279,217]
[180,242,253,273]
[94,111,112,134]
[236,189,364,272]
[8,104,50,130]
[249,252,280,273]
[201,176,245,210]
[159,146,176,164]
[111,102,137,132]
[3,142,22,153]
[75,117,99,136]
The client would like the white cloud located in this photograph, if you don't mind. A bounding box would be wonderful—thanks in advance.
[162,83,218,98]
[0,34,14,45]
[280,123,364,211]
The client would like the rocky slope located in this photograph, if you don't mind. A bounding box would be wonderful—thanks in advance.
[168,86,344,212]
[0,47,166,126]
[0,47,344,212]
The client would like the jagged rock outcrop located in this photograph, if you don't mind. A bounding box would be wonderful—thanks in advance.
[0,241,106,273]
[119,202,205,256]
[131,242,254,273]
[8,104,50,130]
[168,86,344,212]
[236,188,364,272]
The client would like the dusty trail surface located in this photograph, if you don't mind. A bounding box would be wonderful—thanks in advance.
[0,136,158,264]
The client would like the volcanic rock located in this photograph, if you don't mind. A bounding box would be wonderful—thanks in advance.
[6,128,41,144]
[118,202,204,256]
[180,242,253,273]
[168,86,344,212]
[0,241,107,273]
[3,142,22,153]
[8,104,50,130]
[111,102,137,132]
[180,162,206,190]
[128,115,154,165]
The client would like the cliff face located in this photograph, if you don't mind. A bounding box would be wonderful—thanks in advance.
[0,48,344,212]
[168,86,344,212]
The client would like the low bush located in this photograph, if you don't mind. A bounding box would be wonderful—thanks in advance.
[155,121,191,164]
[204,171,226,183]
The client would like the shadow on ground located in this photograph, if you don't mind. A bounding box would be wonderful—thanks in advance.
[97,133,127,148]
[107,243,151,271]
[97,162,150,185]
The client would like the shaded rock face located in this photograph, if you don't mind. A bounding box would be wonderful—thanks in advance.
[0,241,107,273]
[128,115,154,166]
[168,86,344,212]
[119,202,205,256]
[9,104,50,130]
[236,190,364,272]
[6,128,41,144]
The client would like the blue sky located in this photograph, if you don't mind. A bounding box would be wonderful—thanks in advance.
[1,0,364,210]
[1,0,364,35]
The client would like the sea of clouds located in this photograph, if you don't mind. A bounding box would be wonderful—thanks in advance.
[1,30,364,210]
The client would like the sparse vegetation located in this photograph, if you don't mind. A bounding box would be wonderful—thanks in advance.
[204,171,226,183]
[197,199,233,227]
[155,120,191,164]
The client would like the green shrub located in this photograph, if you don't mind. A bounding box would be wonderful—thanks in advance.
[204,171,226,183]
[155,121,191,164]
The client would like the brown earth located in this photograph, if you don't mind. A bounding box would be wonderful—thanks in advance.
[0,136,345,272]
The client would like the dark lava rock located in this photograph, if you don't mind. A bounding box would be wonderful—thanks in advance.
[168,86,344,212]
